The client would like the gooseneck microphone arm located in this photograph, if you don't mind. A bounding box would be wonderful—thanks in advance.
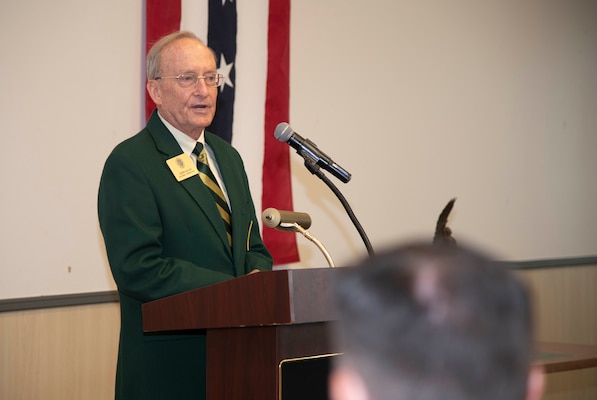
[288,222,336,268]
[303,159,375,257]
[262,208,336,267]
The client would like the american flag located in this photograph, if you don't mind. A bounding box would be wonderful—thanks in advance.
[145,0,299,264]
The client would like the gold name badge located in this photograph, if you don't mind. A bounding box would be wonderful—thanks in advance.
[166,154,199,182]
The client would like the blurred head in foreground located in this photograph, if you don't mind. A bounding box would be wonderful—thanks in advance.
[329,241,544,400]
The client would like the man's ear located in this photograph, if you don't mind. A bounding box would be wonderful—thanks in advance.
[146,80,162,106]
[329,368,369,400]
[526,365,545,400]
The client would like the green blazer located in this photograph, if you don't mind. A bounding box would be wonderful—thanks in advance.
[98,111,273,400]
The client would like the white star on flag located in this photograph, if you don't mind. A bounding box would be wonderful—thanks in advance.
[217,53,234,92]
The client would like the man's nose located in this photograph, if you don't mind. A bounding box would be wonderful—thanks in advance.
[192,78,210,95]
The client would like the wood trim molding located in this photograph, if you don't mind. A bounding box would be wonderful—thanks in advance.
[2,255,596,312]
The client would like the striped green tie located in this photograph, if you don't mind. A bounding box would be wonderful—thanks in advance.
[192,143,232,247]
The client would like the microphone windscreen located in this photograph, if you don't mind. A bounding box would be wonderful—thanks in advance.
[262,208,281,228]
[274,122,293,142]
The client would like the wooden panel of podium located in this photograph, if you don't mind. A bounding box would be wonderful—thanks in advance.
[142,268,340,400]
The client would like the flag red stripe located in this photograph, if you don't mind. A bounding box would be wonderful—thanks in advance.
[262,0,299,264]
[145,0,181,120]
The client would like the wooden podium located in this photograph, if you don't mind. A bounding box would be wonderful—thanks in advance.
[142,268,340,400]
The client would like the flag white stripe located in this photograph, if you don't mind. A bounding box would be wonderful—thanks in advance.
[233,0,269,218]
[180,0,208,42]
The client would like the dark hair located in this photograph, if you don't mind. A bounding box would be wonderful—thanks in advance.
[333,242,533,400]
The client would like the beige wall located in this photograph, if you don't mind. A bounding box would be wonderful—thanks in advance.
[0,303,119,400]
[2,0,597,299]
[1,265,595,400]
[519,265,597,346]
[518,265,597,400]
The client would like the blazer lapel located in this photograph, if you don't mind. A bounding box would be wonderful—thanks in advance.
[147,112,232,253]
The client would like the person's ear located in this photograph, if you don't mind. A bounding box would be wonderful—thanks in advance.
[146,79,162,106]
[525,365,545,400]
[329,368,369,400]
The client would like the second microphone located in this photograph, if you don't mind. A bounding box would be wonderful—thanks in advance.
[262,208,312,230]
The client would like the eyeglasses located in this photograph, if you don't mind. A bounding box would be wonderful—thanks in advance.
[155,72,223,88]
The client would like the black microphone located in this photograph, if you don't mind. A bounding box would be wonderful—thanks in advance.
[262,208,312,230]
[274,122,352,183]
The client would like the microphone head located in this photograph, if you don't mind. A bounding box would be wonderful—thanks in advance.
[262,208,282,229]
[274,122,294,143]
